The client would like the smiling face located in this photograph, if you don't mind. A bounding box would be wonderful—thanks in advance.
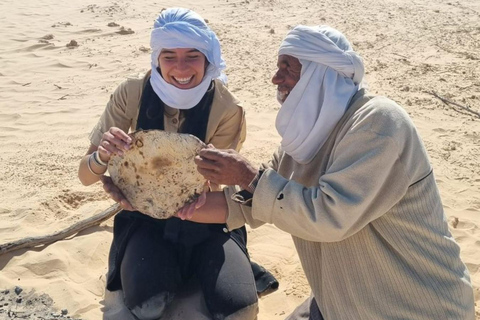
[272,54,302,103]
[158,48,207,89]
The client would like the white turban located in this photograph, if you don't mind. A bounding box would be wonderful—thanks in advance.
[149,8,226,109]
[275,25,365,164]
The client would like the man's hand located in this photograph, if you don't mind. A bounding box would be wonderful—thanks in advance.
[100,175,134,211]
[195,147,257,190]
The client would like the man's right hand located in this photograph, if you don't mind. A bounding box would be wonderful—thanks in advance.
[194,147,257,190]
[100,175,134,211]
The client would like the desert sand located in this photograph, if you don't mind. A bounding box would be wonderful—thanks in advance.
[0,0,479,318]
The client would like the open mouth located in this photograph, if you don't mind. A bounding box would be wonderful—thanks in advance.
[173,76,194,85]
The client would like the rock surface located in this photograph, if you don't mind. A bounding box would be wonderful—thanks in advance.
[0,288,82,320]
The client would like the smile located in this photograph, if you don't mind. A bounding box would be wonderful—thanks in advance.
[173,76,194,85]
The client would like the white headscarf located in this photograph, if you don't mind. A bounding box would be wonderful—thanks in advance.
[275,25,365,164]
[150,8,226,110]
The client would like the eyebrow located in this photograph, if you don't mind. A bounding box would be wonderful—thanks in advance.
[161,49,201,54]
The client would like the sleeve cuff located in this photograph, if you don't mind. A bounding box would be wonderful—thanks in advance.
[223,169,282,231]
[251,168,289,225]
[230,167,266,206]
[223,186,249,230]
[88,122,103,147]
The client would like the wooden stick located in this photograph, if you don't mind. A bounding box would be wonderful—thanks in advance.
[429,91,480,118]
[392,52,408,59]
[0,203,122,255]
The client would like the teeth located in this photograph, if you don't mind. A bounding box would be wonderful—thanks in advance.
[173,76,193,84]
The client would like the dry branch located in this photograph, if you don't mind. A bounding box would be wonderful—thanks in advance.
[429,91,480,119]
[0,203,121,256]
[392,52,408,59]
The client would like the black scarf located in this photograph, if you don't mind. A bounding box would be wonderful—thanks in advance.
[136,76,214,142]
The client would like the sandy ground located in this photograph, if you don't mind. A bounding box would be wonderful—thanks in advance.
[0,0,479,318]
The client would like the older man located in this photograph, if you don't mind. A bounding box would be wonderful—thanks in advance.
[179,25,475,319]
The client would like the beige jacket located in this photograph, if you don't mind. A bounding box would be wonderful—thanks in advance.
[89,74,246,151]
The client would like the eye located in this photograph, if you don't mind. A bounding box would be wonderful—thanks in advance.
[160,54,176,61]
[187,54,202,60]
[288,66,301,74]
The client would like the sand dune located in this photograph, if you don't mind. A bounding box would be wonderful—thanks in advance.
[0,0,479,318]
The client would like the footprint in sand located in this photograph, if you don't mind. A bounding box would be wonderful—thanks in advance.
[116,26,134,35]
[38,36,54,45]
[139,46,150,53]
[52,22,72,28]
[449,216,477,231]
[66,40,78,48]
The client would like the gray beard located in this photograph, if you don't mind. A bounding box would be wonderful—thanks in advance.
[276,90,285,105]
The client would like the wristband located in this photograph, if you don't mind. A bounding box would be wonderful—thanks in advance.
[87,154,106,176]
[247,169,264,193]
[93,150,108,167]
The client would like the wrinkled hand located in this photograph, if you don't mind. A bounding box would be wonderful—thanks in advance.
[194,147,257,189]
[98,127,132,163]
[100,175,134,211]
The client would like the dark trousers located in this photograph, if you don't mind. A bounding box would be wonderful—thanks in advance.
[285,295,324,320]
[120,220,258,318]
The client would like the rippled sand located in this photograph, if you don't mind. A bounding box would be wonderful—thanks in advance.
[0,0,479,318]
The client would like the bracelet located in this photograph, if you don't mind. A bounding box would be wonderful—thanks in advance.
[247,169,264,193]
[87,154,106,176]
[92,151,108,167]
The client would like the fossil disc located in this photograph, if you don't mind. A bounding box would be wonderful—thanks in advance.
[108,130,207,219]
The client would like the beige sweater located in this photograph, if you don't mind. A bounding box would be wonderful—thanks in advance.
[225,90,474,319]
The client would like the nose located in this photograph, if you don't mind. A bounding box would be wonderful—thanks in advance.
[271,69,283,85]
[176,59,188,71]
